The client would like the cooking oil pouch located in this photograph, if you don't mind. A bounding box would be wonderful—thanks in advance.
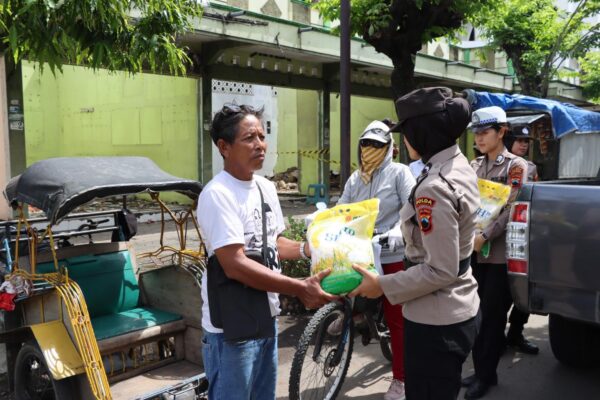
[475,179,511,231]
[307,199,379,294]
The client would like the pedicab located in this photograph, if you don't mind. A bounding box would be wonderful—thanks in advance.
[0,156,208,399]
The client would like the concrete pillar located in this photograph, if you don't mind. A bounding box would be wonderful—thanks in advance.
[199,77,213,184]
[0,55,12,220]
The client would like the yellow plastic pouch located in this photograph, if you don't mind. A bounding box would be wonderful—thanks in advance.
[307,199,379,294]
[475,179,511,231]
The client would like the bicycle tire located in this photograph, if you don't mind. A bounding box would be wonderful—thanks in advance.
[289,301,354,400]
[377,310,393,363]
[379,334,393,362]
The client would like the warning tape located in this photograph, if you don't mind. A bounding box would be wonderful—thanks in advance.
[275,149,330,156]
[270,149,358,169]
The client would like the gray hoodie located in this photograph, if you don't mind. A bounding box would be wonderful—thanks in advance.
[338,130,416,264]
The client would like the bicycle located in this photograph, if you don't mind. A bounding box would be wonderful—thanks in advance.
[288,237,393,400]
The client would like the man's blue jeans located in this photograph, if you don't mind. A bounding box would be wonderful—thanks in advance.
[202,320,278,400]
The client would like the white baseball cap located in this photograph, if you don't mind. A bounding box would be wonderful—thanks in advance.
[468,106,507,132]
[360,120,392,143]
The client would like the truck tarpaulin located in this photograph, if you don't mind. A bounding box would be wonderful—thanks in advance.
[467,91,600,138]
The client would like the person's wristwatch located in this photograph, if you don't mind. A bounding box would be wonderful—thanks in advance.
[299,241,310,260]
[481,232,489,241]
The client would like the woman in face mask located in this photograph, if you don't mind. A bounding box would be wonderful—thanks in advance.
[350,87,481,400]
[333,119,415,400]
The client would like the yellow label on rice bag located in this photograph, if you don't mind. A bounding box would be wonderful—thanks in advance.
[475,179,511,230]
[307,199,379,294]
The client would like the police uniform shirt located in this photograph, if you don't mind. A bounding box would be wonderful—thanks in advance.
[527,160,538,182]
[379,145,480,326]
[470,147,528,264]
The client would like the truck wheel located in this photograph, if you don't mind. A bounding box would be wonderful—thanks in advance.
[14,343,75,400]
[549,314,600,368]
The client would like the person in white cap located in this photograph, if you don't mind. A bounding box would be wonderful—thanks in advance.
[463,106,529,399]
[335,119,416,400]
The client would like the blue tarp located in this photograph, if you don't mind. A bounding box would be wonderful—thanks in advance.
[471,91,600,138]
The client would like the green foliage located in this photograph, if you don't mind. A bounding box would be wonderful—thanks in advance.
[280,216,311,278]
[473,0,599,97]
[314,0,495,49]
[313,0,496,95]
[580,52,600,103]
[0,0,202,75]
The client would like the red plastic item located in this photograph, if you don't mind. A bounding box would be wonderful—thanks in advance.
[0,292,17,311]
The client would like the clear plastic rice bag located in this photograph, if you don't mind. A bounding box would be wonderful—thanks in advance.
[307,199,379,295]
[475,179,511,230]
[475,179,511,258]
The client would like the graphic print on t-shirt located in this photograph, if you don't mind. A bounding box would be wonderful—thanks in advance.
[246,202,280,271]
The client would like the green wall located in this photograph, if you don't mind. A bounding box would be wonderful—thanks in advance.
[21,61,198,202]
[274,87,299,172]
[21,62,401,197]
[329,94,397,172]
[296,90,320,193]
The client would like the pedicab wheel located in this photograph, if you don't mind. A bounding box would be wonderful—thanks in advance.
[289,301,354,400]
[15,343,75,400]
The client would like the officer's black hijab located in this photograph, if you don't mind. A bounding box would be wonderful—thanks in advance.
[392,87,471,163]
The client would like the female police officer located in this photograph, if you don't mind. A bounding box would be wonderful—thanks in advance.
[464,106,529,399]
[351,87,481,400]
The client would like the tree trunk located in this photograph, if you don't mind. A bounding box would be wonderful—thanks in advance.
[505,48,543,97]
[390,53,417,99]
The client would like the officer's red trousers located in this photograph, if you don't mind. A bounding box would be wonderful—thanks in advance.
[383,261,405,382]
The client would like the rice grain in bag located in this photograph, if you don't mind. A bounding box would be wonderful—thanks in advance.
[307,199,379,294]
[475,178,511,230]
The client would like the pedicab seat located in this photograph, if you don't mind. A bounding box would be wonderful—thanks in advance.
[36,244,183,341]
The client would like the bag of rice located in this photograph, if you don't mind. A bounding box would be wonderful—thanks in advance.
[475,179,511,230]
[475,179,511,258]
[307,199,379,294]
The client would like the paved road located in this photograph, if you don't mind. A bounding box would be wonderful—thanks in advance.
[275,312,600,399]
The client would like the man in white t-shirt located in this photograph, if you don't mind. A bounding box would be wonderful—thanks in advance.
[197,103,336,400]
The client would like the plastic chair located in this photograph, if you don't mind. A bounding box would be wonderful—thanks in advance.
[306,184,329,205]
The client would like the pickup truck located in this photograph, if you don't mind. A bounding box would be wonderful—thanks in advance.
[507,176,600,367]
[465,90,600,368]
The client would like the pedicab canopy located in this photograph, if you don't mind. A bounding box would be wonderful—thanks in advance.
[4,157,203,224]
[466,90,600,138]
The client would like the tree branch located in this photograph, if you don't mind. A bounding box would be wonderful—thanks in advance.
[540,0,589,90]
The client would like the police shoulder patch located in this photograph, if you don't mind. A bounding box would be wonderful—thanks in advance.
[509,166,524,188]
[415,197,435,234]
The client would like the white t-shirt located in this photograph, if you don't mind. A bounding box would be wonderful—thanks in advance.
[409,159,426,178]
[197,171,286,333]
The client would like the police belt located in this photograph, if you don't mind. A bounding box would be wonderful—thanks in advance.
[403,257,471,276]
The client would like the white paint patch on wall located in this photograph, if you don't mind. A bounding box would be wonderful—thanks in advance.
[211,80,279,177]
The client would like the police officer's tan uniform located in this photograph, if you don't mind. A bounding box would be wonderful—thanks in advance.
[467,141,528,395]
[470,148,528,264]
[526,160,538,181]
[379,144,481,399]
[379,144,480,325]
[382,86,480,400]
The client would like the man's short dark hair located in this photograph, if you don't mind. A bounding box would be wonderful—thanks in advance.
[210,103,264,145]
